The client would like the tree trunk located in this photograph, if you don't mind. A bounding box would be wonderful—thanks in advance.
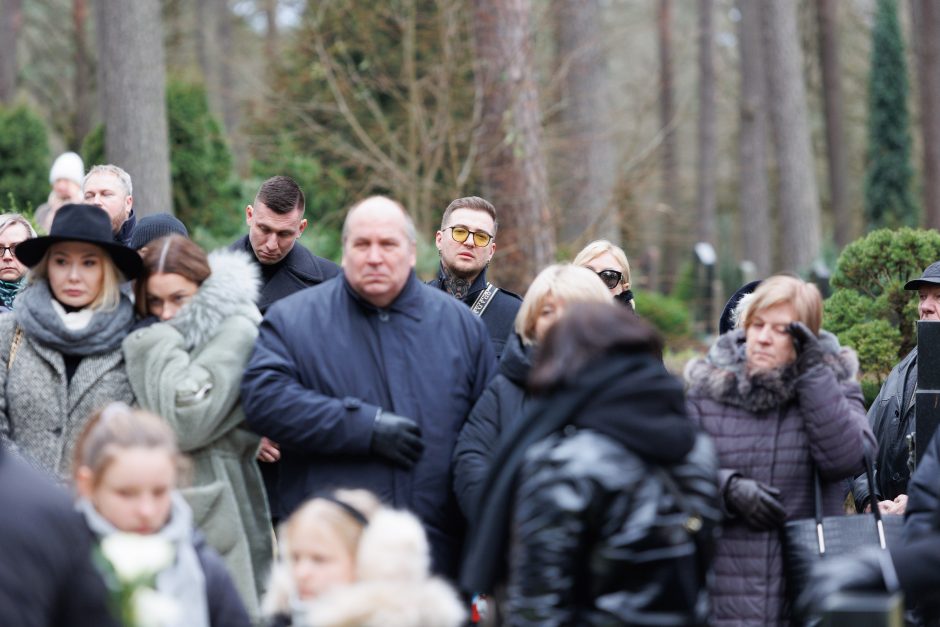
[553,0,619,246]
[817,0,852,248]
[472,0,554,294]
[696,0,716,245]
[71,0,93,147]
[215,0,239,138]
[912,0,940,229]
[0,0,22,104]
[761,0,821,272]
[656,0,679,292]
[737,0,772,277]
[95,0,173,218]
[264,0,279,74]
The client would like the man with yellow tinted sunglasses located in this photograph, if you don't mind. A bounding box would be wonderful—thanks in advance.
[428,196,522,359]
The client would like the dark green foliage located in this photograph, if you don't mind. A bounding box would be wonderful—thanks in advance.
[82,83,242,238]
[825,228,940,390]
[166,80,242,236]
[634,289,692,341]
[0,106,50,212]
[864,0,918,229]
[81,124,105,168]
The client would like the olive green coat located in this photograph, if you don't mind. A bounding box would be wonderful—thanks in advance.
[123,249,271,621]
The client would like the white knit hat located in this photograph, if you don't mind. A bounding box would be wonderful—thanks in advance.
[49,151,85,187]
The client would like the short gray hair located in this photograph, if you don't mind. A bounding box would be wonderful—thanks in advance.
[0,213,37,239]
[84,164,133,197]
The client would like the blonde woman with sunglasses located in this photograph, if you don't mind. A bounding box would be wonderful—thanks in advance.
[573,239,635,309]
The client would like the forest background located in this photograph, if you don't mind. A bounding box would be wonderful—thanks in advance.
[2,0,939,396]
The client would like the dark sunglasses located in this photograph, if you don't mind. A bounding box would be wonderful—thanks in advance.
[596,269,623,290]
[447,225,493,247]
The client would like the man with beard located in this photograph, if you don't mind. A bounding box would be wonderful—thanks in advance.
[428,197,521,359]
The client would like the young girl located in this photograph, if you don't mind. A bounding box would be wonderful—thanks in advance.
[263,489,465,627]
[122,234,271,617]
[73,403,251,627]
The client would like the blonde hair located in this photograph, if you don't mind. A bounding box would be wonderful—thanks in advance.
[573,239,632,290]
[72,403,182,487]
[29,243,123,311]
[740,274,823,335]
[282,489,381,561]
[514,264,612,345]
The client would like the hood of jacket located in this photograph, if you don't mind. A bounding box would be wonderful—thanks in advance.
[684,327,858,413]
[169,248,261,350]
[498,332,532,386]
[263,508,465,627]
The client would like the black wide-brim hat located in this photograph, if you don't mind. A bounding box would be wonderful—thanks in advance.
[904,261,940,290]
[16,203,144,280]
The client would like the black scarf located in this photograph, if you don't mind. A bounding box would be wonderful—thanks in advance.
[459,351,697,595]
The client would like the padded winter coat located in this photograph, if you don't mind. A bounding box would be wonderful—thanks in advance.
[505,430,720,626]
[123,249,272,620]
[452,331,532,519]
[684,329,875,627]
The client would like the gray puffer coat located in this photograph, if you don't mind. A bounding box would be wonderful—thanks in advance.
[684,329,874,627]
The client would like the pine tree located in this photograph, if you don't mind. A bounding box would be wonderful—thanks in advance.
[865,0,919,229]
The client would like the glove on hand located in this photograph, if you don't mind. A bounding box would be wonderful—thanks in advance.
[370,410,424,470]
[796,547,889,619]
[788,321,824,374]
[725,476,786,530]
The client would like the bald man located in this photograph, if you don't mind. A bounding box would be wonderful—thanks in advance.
[242,196,496,577]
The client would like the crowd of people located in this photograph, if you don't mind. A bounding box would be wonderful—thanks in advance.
[2,154,940,627]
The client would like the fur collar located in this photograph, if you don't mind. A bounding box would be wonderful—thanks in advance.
[169,249,261,350]
[684,328,858,413]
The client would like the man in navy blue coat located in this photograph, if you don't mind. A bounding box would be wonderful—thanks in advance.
[242,195,496,577]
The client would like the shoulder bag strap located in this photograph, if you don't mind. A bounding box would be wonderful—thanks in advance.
[812,443,884,555]
[470,283,499,317]
[7,326,22,372]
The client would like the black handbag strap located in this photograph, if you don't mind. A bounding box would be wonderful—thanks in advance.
[811,442,886,553]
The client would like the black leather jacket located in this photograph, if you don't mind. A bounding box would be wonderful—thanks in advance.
[504,430,720,626]
[853,348,917,510]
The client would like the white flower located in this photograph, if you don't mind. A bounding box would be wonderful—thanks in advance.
[132,587,181,627]
[100,533,175,583]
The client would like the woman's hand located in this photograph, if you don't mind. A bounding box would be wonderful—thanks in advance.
[788,321,823,374]
[725,476,787,530]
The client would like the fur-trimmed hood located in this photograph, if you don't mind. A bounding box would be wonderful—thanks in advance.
[684,328,859,413]
[263,508,466,627]
[169,248,261,350]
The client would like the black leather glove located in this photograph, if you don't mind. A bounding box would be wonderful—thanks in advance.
[725,476,786,530]
[796,547,890,619]
[370,410,424,469]
[788,321,823,374]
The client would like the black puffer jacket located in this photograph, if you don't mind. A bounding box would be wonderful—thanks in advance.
[506,430,720,626]
[452,331,532,519]
[852,348,917,511]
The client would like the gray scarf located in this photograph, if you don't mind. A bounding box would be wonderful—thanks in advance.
[78,492,210,627]
[14,280,135,355]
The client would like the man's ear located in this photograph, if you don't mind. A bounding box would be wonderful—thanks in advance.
[298,218,308,237]
[435,230,443,252]
[245,205,254,225]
